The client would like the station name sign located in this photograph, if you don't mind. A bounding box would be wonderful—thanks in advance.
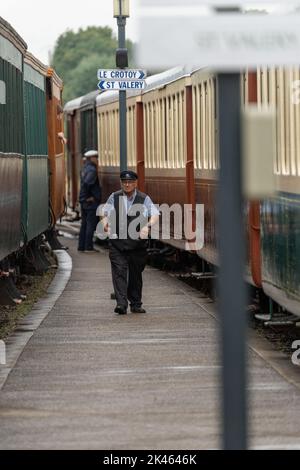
[139,0,300,7]
[137,2,300,69]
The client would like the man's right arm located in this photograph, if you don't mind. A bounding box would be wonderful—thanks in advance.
[83,166,98,186]
[100,193,114,232]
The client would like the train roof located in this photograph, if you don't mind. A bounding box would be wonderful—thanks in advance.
[24,52,48,77]
[0,16,27,53]
[143,66,190,92]
[80,90,101,110]
[64,96,83,114]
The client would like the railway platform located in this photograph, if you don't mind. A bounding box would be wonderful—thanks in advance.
[0,237,300,450]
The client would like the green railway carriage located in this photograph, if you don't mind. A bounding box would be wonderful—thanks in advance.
[23,53,49,242]
[65,96,83,210]
[257,68,300,316]
[0,16,66,306]
[261,192,300,316]
[80,90,99,155]
[64,90,100,211]
[0,16,27,261]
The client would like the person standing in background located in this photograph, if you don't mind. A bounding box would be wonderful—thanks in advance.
[78,150,101,253]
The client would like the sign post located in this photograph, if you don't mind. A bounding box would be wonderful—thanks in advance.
[217,69,247,451]
[114,0,130,172]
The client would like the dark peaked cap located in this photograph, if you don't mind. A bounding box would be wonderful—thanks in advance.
[120,170,138,180]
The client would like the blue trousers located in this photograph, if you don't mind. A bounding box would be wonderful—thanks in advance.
[78,207,98,251]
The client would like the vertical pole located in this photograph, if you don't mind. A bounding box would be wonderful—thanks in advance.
[136,101,145,191]
[117,15,127,172]
[185,85,196,232]
[248,71,262,287]
[217,73,248,449]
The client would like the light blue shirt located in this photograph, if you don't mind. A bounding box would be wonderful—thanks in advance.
[103,190,159,217]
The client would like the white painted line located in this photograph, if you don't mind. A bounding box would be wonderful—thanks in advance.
[40,338,202,345]
[248,384,291,391]
[252,444,300,450]
[95,365,220,376]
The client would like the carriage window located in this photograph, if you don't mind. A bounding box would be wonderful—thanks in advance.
[179,91,185,169]
[163,97,168,168]
[127,105,136,167]
[152,101,157,168]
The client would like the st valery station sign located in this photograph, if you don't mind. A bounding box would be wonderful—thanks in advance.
[136,0,300,69]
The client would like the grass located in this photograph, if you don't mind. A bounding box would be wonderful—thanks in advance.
[0,267,57,341]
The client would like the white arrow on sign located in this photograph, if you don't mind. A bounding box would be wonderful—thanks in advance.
[97,69,146,80]
[98,80,146,91]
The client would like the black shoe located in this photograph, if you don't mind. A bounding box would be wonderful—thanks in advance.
[114,305,127,315]
[131,307,146,313]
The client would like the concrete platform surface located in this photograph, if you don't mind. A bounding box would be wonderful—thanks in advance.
[0,238,300,449]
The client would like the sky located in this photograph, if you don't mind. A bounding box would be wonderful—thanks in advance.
[1,0,139,65]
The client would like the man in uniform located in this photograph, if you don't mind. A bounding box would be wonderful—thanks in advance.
[78,150,101,252]
[101,171,159,315]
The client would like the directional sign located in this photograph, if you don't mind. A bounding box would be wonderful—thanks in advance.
[97,80,146,91]
[137,13,300,69]
[97,69,146,81]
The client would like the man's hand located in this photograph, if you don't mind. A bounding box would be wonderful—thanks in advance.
[101,217,111,235]
[140,226,149,239]
[58,132,67,145]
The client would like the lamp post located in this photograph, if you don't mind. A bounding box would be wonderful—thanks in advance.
[114,0,130,172]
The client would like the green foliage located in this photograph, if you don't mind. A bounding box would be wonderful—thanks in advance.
[52,26,135,103]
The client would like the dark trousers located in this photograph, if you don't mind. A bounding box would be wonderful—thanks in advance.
[78,207,98,251]
[109,244,147,309]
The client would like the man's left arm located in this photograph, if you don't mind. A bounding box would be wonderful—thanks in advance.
[140,196,159,239]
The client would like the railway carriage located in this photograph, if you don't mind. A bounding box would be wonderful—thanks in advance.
[0,17,27,262]
[96,84,142,200]
[95,67,190,217]
[141,68,190,245]
[65,96,83,210]
[46,67,65,224]
[23,52,49,243]
[80,90,99,155]
[65,91,100,211]
[255,67,300,316]
[190,69,218,265]
[0,16,65,297]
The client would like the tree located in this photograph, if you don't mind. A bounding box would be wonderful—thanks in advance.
[52,26,135,103]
